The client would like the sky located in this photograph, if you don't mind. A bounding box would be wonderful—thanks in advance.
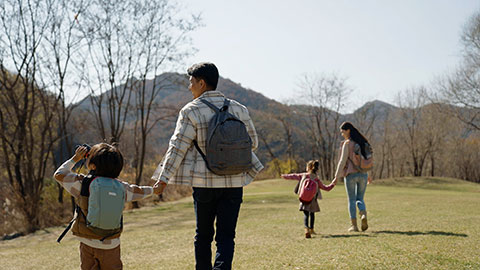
[178,0,480,111]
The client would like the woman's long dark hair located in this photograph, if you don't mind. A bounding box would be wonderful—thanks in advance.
[340,122,370,158]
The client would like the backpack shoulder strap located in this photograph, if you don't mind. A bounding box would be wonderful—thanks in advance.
[221,99,230,111]
[200,98,231,113]
[80,175,96,197]
[57,173,95,243]
[57,203,85,243]
[199,98,220,113]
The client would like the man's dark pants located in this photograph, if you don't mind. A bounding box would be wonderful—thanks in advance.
[193,187,243,270]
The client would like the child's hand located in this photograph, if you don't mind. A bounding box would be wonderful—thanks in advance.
[153,181,167,195]
[73,146,88,163]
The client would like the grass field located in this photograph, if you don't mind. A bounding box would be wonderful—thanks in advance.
[1,177,479,270]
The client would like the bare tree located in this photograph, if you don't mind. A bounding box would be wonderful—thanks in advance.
[0,0,61,232]
[118,1,200,207]
[77,0,140,144]
[375,111,400,179]
[279,117,294,161]
[299,73,350,180]
[352,103,377,138]
[395,87,448,177]
[257,129,282,177]
[38,0,90,211]
[396,88,426,176]
[437,66,480,131]
[437,10,480,131]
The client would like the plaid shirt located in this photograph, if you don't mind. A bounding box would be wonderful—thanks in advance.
[151,90,264,187]
[53,159,153,249]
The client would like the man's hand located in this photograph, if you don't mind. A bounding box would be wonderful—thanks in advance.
[73,146,88,163]
[153,181,167,195]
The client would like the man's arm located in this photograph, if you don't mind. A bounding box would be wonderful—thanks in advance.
[152,108,196,184]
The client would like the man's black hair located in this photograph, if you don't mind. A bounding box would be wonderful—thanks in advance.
[187,62,219,90]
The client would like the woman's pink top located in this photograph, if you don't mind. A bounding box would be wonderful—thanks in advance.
[335,140,359,178]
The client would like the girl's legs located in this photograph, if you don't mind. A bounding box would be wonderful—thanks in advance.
[303,211,311,238]
[303,211,310,228]
[309,212,315,229]
[309,212,317,234]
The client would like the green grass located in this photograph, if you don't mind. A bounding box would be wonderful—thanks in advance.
[1,177,479,269]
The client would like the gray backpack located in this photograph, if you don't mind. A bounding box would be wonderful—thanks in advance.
[193,98,252,175]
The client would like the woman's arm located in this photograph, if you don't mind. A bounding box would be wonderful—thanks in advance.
[281,173,304,181]
[334,141,349,179]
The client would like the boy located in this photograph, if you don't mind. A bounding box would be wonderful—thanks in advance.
[54,143,163,270]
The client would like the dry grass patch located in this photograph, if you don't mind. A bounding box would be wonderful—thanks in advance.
[1,177,479,269]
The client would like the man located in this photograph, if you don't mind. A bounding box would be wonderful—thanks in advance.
[152,62,263,270]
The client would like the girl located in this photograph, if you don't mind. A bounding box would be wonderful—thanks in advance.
[333,122,372,232]
[282,160,336,238]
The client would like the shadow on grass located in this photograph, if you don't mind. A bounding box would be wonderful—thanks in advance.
[321,234,371,238]
[372,230,468,237]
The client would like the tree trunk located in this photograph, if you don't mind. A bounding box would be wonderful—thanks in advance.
[23,198,41,233]
[57,183,64,204]
[430,155,435,177]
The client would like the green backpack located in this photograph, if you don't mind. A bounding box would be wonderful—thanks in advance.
[57,176,125,242]
[86,177,126,235]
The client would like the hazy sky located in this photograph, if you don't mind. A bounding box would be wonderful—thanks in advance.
[179,0,480,111]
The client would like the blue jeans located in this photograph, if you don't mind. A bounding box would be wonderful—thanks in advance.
[193,187,243,270]
[344,172,368,219]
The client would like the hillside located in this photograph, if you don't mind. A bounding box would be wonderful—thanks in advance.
[70,72,478,182]
[1,177,479,269]
[71,73,404,163]
[72,73,311,162]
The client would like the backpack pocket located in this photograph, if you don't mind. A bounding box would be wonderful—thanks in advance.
[207,141,252,175]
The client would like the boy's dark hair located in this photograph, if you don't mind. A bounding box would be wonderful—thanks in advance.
[187,62,219,90]
[88,143,124,178]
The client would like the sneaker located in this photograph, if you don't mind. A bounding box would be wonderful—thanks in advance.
[360,211,368,231]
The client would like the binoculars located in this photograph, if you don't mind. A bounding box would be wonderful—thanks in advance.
[74,143,91,159]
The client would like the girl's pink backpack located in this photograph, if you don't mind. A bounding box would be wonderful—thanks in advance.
[298,175,318,204]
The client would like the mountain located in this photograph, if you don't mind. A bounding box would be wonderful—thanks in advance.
[72,73,463,166]
[72,73,298,161]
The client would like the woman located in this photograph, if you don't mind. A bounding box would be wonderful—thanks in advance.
[333,122,371,232]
